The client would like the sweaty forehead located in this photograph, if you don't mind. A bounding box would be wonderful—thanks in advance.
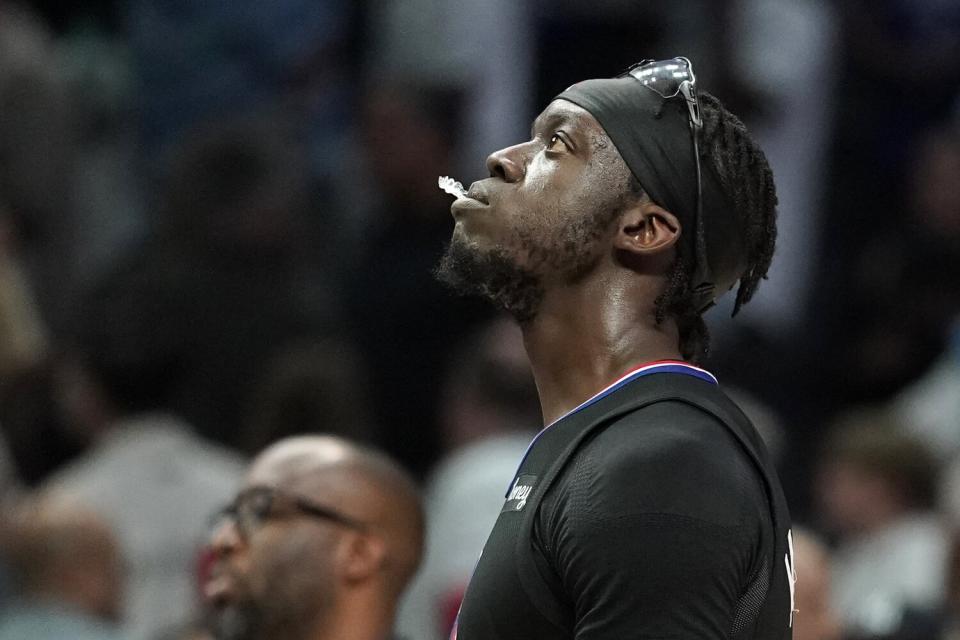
[531,99,607,139]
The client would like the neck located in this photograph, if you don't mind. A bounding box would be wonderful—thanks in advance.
[308,592,394,640]
[522,275,681,426]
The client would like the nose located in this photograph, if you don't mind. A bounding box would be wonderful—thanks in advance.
[208,517,244,557]
[486,142,529,183]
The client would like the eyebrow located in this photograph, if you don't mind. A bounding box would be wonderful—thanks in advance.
[531,111,577,139]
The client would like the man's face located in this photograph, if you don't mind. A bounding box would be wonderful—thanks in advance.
[437,100,636,322]
[203,476,345,640]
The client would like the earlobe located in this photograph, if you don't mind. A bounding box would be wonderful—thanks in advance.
[614,203,681,256]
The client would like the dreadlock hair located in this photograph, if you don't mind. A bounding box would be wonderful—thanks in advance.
[650,91,778,363]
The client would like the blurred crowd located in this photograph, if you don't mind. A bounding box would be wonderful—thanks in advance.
[0,0,958,639]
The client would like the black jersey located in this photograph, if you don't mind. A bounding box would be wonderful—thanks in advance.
[453,367,793,640]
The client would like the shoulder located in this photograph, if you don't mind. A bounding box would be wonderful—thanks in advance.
[533,403,771,635]
[558,400,767,527]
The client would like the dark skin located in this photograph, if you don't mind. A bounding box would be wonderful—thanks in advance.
[449,99,684,425]
[205,436,423,640]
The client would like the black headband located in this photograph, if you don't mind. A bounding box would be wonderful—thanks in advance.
[556,78,746,310]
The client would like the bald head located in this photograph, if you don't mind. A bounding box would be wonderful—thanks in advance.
[3,498,124,622]
[247,435,425,594]
[207,436,425,640]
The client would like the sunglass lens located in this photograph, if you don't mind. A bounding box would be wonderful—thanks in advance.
[629,59,692,99]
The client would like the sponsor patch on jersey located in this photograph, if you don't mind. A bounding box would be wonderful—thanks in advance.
[502,475,537,512]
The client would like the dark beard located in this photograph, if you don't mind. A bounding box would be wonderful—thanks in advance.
[435,238,544,323]
[207,602,261,640]
[435,192,624,323]
[209,591,336,640]
[207,601,313,640]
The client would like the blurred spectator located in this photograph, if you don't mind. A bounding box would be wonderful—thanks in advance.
[141,110,342,445]
[124,0,357,181]
[437,317,540,451]
[933,535,960,640]
[0,3,78,335]
[154,111,311,260]
[863,533,960,639]
[366,0,533,178]
[239,339,375,456]
[204,435,423,640]
[824,0,960,255]
[888,120,960,461]
[714,0,838,336]
[791,528,842,640]
[0,435,19,507]
[347,81,493,473]
[835,123,960,402]
[396,318,538,640]
[0,361,84,487]
[55,26,146,302]
[815,408,950,637]
[0,499,125,640]
[733,114,960,518]
[808,1,960,406]
[42,264,244,640]
[0,193,77,487]
[0,212,48,377]
[1,3,148,339]
[895,318,960,463]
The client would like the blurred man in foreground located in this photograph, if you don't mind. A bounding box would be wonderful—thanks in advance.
[205,436,424,640]
[0,499,125,640]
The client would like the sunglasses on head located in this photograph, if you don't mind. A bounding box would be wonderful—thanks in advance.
[621,57,714,308]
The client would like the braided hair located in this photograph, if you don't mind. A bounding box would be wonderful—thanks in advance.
[650,91,778,362]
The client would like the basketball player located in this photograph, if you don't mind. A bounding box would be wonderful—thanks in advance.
[436,57,794,639]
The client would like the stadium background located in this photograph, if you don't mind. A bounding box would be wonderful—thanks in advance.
[0,1,959,639]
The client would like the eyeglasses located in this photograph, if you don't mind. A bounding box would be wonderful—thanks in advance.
[213,486,366,540]
[621,57,714,307]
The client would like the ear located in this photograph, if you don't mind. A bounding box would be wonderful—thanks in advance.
[613,201,681,256]
[338,532,387,585]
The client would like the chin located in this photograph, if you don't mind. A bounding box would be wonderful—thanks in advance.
[436,235,543,323]
[207,602,258,640]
